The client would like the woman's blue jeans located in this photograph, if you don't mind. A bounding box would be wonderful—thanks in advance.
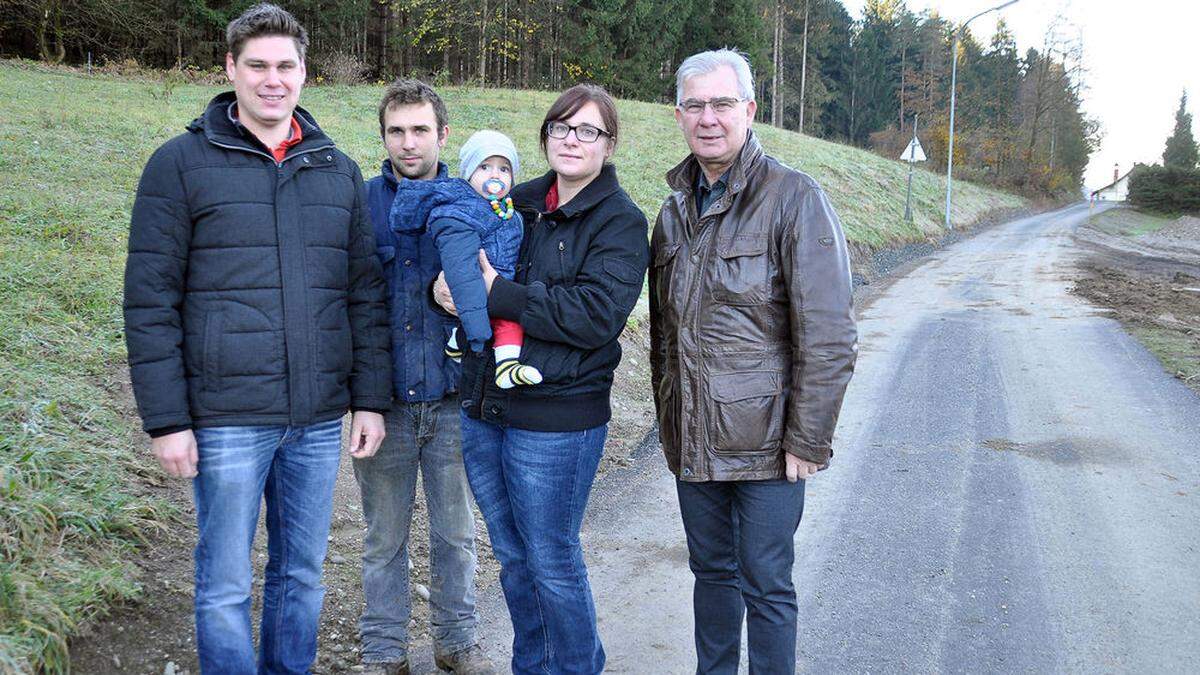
[192,418,342,674]
[459,413,607,675]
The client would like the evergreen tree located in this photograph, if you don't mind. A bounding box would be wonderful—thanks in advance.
[843,0,908,145]
[1163,90,1199,170]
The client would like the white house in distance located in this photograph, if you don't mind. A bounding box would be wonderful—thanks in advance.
[1091,163,1131,201]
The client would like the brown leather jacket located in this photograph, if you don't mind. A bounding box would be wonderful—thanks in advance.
[649,132,857,482]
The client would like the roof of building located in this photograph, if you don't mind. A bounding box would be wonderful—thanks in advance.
[1090,169,1132,197]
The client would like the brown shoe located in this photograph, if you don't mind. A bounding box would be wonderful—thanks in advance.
[434,644,495,674]
[360,661,410,675]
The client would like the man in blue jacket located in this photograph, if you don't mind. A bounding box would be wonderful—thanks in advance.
[352,79,494,675]
[123,4,390,673]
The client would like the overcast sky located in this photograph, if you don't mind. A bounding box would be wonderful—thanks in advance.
[840,0,1200,190]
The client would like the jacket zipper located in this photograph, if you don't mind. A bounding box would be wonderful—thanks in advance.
[204,138,336,425]
[683,194,713,479]
[558,240,566,280]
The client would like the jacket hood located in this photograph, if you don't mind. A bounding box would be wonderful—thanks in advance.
[187,91,331,155]
[666,130,765,198]
[510,163,623,220]
[391,176,494,235]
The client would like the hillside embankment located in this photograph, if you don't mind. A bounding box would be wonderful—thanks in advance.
[0,59,1027,672]
[1072,207,1200,390]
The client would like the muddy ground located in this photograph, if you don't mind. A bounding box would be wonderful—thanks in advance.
[1072,210,1200,391]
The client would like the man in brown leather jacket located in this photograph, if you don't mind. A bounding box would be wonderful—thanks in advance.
[649,49,857,674]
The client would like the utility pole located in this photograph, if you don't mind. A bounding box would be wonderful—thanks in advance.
[905,113,920,222]
[944,0,1021,229]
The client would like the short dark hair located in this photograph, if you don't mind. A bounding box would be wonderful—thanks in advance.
[378,78,449,138]
[539,84,620,155]
[226,3,309,62]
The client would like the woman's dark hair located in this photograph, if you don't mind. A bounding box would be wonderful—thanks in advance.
[539,84,620,155]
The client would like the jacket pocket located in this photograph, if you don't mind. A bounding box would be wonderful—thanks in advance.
[318,326,354,377]
[651,242,681,308]
[654,368,680,453]
[653,242,681,268]
[376,245,396,281]
[708,370,784,453]
[199,312,282,413]
[710,235,769,306]
[202,312,222,393]
[518,335,581,384]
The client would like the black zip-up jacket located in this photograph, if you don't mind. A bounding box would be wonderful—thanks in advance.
[460,164,650,431]
[123,92,392,435]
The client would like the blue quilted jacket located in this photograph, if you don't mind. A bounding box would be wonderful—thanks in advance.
[367,160,458,403]
[391,178,523,352]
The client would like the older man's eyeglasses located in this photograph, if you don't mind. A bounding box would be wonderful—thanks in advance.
[678,97,745,115]
[545,121,612,143]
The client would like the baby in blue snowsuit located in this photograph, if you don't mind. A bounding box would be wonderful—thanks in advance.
[390,130,541,389]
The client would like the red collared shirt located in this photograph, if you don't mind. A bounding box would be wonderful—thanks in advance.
[271,116,303,163]
[230,103,304,163]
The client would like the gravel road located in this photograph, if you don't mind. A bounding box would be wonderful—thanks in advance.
[475,202,1200,673]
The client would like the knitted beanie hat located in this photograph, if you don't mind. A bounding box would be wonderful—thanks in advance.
[458,130,521,180]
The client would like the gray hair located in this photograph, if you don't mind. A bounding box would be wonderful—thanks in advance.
[674,49,755,105]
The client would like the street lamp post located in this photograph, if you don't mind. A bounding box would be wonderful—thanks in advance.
[943,0,1020,229]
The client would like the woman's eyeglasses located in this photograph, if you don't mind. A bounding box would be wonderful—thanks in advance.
[545,121,612,143]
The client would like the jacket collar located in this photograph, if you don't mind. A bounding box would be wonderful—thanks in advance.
[188,91,332,158]
[666,130,764,198]
[378,158,450,190]
[511,163,623,219]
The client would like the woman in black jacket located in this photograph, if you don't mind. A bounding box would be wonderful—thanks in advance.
[436,84,649,674]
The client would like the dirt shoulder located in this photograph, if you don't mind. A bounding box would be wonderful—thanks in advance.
[1071,209,1200,392]
[68,324,655,675]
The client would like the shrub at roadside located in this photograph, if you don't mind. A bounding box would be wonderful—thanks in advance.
[1128,164,1200,215]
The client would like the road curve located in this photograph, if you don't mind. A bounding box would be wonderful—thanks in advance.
[472,202,1200,674]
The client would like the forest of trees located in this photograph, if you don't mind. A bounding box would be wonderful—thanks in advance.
[0,0,1098,197]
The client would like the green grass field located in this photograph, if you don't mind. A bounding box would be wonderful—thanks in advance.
[0,59,1024,671]
[1087,205,1178,236]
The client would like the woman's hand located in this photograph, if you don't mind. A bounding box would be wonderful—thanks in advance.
[478,250,498,294]
[433,272,457,316]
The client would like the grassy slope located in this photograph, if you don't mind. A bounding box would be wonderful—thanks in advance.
[0,60,1024,671]
[1087,206,1177,236]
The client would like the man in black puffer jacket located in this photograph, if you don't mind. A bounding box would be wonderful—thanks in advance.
[122,5,390,673]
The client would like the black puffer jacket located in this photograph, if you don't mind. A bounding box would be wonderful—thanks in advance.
[460,165,650,432]
[123,92,392,435]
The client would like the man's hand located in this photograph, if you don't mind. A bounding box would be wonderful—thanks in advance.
[152,429,198,478]
[785,453,821,482]
[433,272,457,316]
[478,249,498,294]
[348,410,386,459]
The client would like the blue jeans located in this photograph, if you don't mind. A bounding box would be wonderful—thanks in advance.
[459,413,607,675]
[192,418,343,675]
[352,399,478,663]
[676,478,807,675]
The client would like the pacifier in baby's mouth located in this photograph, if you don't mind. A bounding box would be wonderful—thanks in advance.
[484,178,514,219]
[483,178,507,197]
